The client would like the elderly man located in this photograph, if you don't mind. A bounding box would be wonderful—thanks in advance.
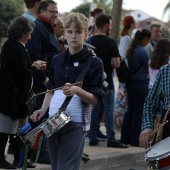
[54,17,65,52]
[145,22,162,56]
[27,0,60,115]
[26,0,61,164]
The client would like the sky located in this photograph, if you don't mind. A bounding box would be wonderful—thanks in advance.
[55,0,170,22]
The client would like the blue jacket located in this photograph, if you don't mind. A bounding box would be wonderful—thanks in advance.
[128,45,149,80]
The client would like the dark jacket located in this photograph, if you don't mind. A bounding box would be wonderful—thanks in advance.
[0,38,38,119]
[26,17,61,94]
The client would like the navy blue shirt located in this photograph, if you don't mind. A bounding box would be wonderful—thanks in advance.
[46,48,104,98]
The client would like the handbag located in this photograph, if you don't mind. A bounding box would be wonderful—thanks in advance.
[25,91,36,114]
[1,55,36,115]
[116,58,132,83]
[116,57,143,83]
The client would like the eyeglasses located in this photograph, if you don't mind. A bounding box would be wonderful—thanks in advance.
[46,10,60,15]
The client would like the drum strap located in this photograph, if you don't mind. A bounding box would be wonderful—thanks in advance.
[59,57,92,111]
[155,107,170,144]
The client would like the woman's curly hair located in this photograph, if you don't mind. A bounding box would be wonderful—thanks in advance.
[8,16,35,39]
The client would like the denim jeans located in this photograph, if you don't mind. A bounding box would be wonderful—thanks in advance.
[88,89,116,142]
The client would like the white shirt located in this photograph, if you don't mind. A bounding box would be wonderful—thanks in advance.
[119,35,131,59]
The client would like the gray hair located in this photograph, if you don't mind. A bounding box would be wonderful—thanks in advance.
[8,16,35,39]
[150,22,162,31]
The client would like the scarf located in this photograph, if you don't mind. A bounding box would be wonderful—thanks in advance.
[63,47,96,64]
[37,15,54,31]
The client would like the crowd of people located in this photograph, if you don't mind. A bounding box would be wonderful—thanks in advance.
[0,0,170,170]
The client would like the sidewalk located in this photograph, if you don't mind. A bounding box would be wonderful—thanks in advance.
[81,126,147,170]
[2,126,147,170]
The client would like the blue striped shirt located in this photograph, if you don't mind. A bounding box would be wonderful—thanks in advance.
[141,64,170,130]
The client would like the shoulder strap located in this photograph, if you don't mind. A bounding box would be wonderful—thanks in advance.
[59,57,92,111]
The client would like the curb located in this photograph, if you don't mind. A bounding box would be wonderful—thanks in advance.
[80,148,145,170]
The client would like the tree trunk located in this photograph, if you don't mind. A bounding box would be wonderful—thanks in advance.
[110,0,123,44]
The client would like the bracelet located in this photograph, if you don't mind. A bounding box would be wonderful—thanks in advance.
[40,107,47,111]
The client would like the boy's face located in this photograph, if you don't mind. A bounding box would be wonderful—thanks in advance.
[64,23,88,52]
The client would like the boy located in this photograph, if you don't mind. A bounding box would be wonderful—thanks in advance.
[30,12,104,170]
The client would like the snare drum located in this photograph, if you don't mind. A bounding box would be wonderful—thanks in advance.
[146,137,170,170]
[23,110,71,148]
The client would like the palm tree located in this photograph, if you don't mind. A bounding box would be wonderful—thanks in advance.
[162,0,170,21]
[110,0,123,43]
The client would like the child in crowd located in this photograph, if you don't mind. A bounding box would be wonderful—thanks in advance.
[30,12,104,170]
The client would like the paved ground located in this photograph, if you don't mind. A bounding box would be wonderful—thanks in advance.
[2,125,149,170]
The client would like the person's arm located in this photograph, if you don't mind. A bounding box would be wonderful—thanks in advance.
[139,70,163,148]
[27,25,47,83]
[14,47,46,80]
[112,57,120,69]
[139,128,153,149]
[111,39,120,69]
[62,83,98,105]
[30,91,53,122]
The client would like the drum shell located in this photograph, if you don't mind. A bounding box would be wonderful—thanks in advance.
[23,110,71,148]
[146,137,170,169]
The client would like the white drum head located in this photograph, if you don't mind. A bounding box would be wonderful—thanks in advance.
[146,137,170,160]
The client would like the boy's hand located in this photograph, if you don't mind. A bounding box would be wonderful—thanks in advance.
[30,109,46,122]
[62,83,79,96]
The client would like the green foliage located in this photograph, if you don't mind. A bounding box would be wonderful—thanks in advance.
[90,0,113,14]
[163,1,170,21]
[0,0,24,38]
[162,26,170,39]
[71,3,91,17]
[71,0,113,16]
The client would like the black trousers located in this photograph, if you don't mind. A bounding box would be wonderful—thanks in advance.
[0,132,21,162]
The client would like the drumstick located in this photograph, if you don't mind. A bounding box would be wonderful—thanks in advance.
[35,81,83,96]
[149,120,168,137]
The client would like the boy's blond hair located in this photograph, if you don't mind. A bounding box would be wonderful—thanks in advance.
[64,12,89,32]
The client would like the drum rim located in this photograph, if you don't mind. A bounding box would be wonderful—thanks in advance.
[146,137,170,161]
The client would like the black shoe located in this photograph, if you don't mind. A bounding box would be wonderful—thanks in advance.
[13,161,36,168]
[0,160,16,169]
[89,139,99,146]
[107,140,129,148]
[82,153,90,162]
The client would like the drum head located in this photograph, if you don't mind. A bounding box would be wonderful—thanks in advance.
[146,137,170,160]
